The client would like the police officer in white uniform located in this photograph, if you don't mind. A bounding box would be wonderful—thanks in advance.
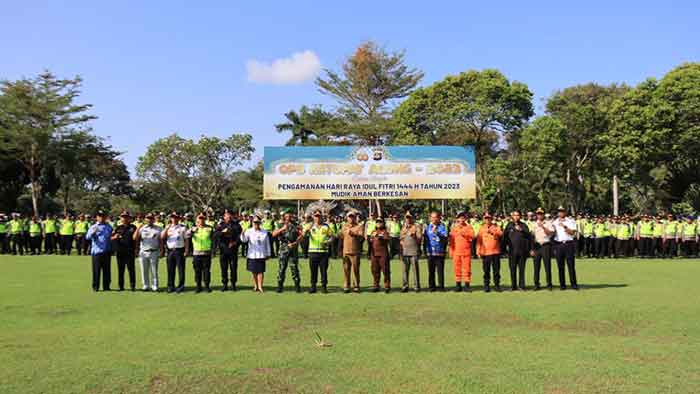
[551,206,579,290]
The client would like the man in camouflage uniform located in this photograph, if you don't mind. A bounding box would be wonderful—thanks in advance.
[273,211,303,293]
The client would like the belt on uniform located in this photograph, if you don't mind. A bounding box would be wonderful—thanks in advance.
[555,240,575,244]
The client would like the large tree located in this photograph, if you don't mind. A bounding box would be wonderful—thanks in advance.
[394,69,534,203]
[314,41,424,145]
[136,133,254,212]
[0,71,97,216]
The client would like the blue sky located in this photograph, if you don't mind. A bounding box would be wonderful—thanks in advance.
[2,1,698,171]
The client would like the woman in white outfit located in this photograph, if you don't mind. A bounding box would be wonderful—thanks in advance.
[240,215,271,292]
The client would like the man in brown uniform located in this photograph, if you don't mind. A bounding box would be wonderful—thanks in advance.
[369,218,391,293]
[341,211,365,293]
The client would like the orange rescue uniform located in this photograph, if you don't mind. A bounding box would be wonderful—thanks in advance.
[449,223,475,283]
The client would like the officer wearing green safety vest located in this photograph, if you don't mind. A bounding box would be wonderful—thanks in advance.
[365,212,378,259]
[582,216,594,258]
[8,214,24,255]
[681,216,698,258]
[593,217,608,258]
[74,214,89,256]
[306,210,332,293]
[261,210,276,258]
[636,215,654,258]
[663,214,679,258]
[615,218,632,258]
[239,212,252,258]
[43,214,58,254]
[58,215,75,255]
[0,214,8,254]
[187,214,214,293]
[652,216,665,258]
[28,216,43,255]
[386,213,402,260]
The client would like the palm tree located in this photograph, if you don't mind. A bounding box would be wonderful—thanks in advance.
[275,106,317,146]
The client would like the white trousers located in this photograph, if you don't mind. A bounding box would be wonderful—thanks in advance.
[139,250,160,290]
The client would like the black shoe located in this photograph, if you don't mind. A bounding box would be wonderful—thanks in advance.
[195,287,202,293]
[167,287,174,293]
[344,288,351,294]
[372,287,380,293]
[309,287,317,294]
[206,287,212,293]
[560,286,567,290]
[131,287,135,292]
[533,285,542,291]
[484,285,491,293]
[429,287,437,293]
[118,288,124,292]
[547,285,553,291]
[295,283,302,293]
[464,283,471,292]
[572,285,579,290]
[401,287,408,293]
[221,285,228,292]
[519,287,526,291]
[511,286,518,291]
[454,283,462,292]
[321,286,328,294]
[438,286,446,292]
[231,285,237,292]
[415,288,421,293]
[175,287,184,294]
[276,283,283,293]
[384,288,390,294]
[92,287,99,292]
[495,285,502,292]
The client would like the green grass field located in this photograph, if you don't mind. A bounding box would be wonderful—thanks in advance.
[1,254,699,394]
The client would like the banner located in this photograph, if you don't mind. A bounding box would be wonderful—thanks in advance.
[263,146,476,200]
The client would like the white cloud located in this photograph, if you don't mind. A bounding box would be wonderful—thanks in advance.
[246,50,321,85]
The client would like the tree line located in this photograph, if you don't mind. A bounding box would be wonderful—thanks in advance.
[1,43,698,216]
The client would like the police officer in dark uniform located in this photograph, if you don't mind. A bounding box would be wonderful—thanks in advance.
[215,209,242,291]
[111,211,137,291]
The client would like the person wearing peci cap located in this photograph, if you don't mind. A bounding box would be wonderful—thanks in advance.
[240,215,271,292]
[111,211,137,291]
[551,206,579,290]
[133,212,162,292]
[215,209,243,292]
[162,212,188,293]
[186,214,215,293]
[86,210,114,292]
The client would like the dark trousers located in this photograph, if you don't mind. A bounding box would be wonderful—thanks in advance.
[639,237,652,257]
[30,235,42,254]
[608,237,616,258]
[653,238,663,257]
[508,252,527,289]
[91,252,111,291]
[0,233,7,254]
[584,237,594,257]
[167,248,186,290]
[277,251,300,285]
[664,239,677,257]
[533,243,552,287]
[554,241,577,288]
[390,237,401,260]
[268,233,276,257]
[117,251,136,290]
[309,252,329,289]
[615,239,630,258]
[594,237,608,258]
[44,233,56,254]
[219,250,238,287]
[10,234,24,255]
[75,234,86,255]
[61,235,74,255]
[576,237,585,257]
[683,240,697,257]
[240,241,248,257]
[192,254,212,288]
[370,254,390,289]
[427,255,445,289]
[482,255,501,287]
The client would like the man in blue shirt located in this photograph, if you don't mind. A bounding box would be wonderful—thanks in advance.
[86,210,113,292]
[424,211,448,292]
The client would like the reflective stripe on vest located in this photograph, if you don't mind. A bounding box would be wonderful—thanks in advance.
[308,225,330,253]
[29,222,42,235]
[639,222,654,237]
[192,226,213,251]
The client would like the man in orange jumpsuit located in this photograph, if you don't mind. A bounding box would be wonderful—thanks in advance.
[449,212,475,292]
[476,213,504,293]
